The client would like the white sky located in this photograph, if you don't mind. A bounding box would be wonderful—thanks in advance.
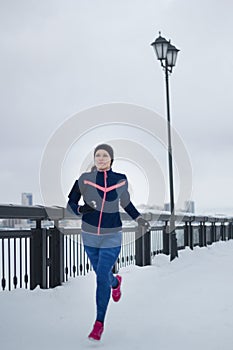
[0,0,233,215]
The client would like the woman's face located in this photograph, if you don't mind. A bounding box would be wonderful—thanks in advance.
[94,149,111,171]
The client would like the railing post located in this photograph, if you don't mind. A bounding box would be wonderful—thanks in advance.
[163,221,169,255]
[30,220,47,290]
[189,222,193,250]
[221,223,226,241]
[203,223,207,246]
[49,222,64,288]
[199,223,203,247]
[214,224,217,242]
[144,228,151,265]
[135,226,151,266]
[184,222,189,247]
[226,223,229,240]
[210,223,215,243]
[228,222,233,240]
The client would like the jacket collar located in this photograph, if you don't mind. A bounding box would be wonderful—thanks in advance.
[97,168,112,175]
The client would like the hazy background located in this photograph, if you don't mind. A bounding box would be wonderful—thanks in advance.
[0,0,232,215]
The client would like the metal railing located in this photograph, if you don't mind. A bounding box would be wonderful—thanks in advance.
[0,204,232,291]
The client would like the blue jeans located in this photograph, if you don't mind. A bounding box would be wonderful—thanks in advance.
[82,232,122,323]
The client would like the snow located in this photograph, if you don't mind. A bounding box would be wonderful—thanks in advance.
[1,241,233,350]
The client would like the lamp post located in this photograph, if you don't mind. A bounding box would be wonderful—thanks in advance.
[151,32,180,261]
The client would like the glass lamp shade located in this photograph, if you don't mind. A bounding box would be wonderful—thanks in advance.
[151,34,169,60]
[166,43,180,68]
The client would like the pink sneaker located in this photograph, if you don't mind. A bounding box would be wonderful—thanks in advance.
[88,321,104,341]
[112,275,122,302]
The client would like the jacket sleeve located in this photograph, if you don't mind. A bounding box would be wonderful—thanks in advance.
[66,175,84,216]
[120,176,141,220]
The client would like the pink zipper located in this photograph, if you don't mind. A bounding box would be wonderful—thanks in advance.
[97,170,107,235]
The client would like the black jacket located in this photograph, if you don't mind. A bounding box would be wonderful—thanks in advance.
[67,168,140,234]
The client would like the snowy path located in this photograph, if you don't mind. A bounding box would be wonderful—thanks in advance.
[1,241,233,350]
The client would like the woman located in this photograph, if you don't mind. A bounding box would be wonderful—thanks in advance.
[67,143,150,341]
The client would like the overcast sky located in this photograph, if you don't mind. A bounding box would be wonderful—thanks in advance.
[0,0,233,215]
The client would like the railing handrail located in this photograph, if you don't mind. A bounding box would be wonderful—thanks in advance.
[0,204,232,223]
[0,204,63,220]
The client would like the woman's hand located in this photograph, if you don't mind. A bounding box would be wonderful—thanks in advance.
[136,216,150,229]
[78,201,97,214]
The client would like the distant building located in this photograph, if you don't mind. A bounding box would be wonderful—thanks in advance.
[21,193,33,227]
[164,203,171,212]
[184,200,195,214]
[3,218,22,228]
[21,193,33,206]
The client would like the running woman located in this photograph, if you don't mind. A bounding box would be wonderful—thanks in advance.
[67,143,150,341]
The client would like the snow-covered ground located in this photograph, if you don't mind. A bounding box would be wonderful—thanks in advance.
[1,241,233,350]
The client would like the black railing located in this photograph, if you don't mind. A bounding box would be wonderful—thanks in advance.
[0,204,232,291]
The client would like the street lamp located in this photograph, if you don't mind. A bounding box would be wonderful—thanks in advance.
[151,32,180,261]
